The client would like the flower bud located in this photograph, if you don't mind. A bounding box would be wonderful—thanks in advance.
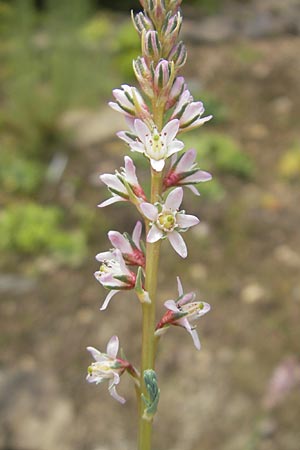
[161,11,182,54]
[152,59,175,96]
[131,11,153,34]
[133,57,154,98]
[165,76,186,110]
[142,30,162,64]
[168,41,187,69]
[165,0,182,13]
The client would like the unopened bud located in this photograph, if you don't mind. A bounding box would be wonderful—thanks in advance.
[165,76,186,110]
[142,30,162,64]
[168,41,187,69]
[133,57,154,98]
[153,59,174,94]
[132,11,153,34]
[161,11,182,54]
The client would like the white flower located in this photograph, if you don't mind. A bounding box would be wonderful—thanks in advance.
[171,89,212,132]
[140,187,199,258]
[98,156,146,208]
[107,221,145,267]
[117,119,184,172]
[95,249,136,310]
[109,84,150,121]
[86,336,126,404]
[163,148,212,195]
[155,277,211,350]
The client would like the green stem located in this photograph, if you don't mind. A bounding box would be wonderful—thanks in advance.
[138,169,162,450]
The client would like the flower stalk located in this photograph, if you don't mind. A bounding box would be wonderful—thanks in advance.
[85,2,213,449]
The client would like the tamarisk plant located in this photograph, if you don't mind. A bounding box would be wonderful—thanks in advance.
[86,1,212,449]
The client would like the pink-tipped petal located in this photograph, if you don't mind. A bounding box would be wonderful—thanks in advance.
[165,187,183,210]
[164,299,180,312]
[140,202,158,221]
[189,329,201,350]
[176,213,200,229]
[100,290,119,311]
[178,292,196,306]
[150,158,165,172]
[100,174,125,192]
[98,196,125,208]
[176,148,196,172]
[108,231,132,254]
[184,170,212,183]
[167,231,187,258]
[124,156,138,185]
[86,346,106,362]
[117,131,135,144]
[106,335,119,359]
[109,384,126,404]
[95,251,114,261]
[186,185,200,196]
[132,221,142,250]
[176,276,184,297]
[147,224,164,243]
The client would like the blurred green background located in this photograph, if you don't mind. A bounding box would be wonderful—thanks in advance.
[1,0,300,449]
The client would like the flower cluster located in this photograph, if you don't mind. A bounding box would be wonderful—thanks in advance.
[86,0,212,413]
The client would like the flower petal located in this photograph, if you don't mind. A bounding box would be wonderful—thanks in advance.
[165,187,183,210]
[184,170,212,183]
[100,290,119,311]
[132,221,142,250]
[176,213,200,229]
[86,346,106,362]
[108,231,132,254]
[176,276,183,297]
[167,231,187,258]
[164,299,180,312]
[134,119,150,144]
[189,328,201,350]
[98,196,125,208]
[109,384,126,404]
[147,224,164,243]
[166,140,185,158]
[176,148,196,173]
[140,202,158,221]
[106,335,119,359]
[162,119,180,144]
[150,158,165,172]
[186,185,200,196]
[100,174,126,192]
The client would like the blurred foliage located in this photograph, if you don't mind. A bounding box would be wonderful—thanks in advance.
[182,131,255,179]
[277,142,300,181]
[0,203,87,266]
[0,150,44,194]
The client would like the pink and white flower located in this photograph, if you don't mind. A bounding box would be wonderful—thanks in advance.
[171,89,212,132]
[163,148,212,195]
[98,221,145,268]
[95,249,136,310]
[155,277,211,349]
[117,119,184,172]
[140,187,199,258]
[86,336,129,404]
[98,156,146,208]
[108,84,151,121]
